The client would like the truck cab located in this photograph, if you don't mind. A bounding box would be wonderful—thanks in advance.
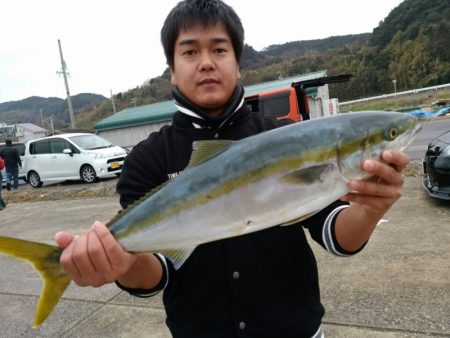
[244,74,352,122]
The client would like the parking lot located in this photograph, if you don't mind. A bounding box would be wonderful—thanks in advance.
[0,174,449,337]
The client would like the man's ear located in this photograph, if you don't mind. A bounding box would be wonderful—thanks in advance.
[170,67,177,86]
[236,62,241,80]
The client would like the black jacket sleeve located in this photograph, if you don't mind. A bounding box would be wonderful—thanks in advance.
[116,132,168,209]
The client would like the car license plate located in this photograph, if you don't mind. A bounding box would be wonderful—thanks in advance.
[111,161,120,169]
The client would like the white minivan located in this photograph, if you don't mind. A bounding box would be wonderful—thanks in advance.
[24,133,128,188]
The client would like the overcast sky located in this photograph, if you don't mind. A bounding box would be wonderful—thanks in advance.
[0,0,403,104]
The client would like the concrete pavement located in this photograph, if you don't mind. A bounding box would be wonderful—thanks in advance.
[0,176,448,337]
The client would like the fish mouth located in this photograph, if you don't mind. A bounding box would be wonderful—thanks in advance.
[398,119,422,152]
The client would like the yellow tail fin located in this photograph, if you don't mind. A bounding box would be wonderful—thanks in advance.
[0,236,71,327]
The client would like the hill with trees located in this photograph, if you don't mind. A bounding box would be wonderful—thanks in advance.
[0,94,107,131]
[2,0,448,130]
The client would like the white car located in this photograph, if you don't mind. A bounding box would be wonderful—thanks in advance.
[24,133,127,188]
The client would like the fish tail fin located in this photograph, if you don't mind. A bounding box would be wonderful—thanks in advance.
[0,236,71,328]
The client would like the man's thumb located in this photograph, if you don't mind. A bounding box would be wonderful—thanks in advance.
[55,232,74,249]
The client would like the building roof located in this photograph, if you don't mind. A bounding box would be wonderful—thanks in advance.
[95,70,328,132]
[16,123,47,133]
[95,100,177,131]
[243,70,327,97]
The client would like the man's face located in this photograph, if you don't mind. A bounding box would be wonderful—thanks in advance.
[170,23,241,118]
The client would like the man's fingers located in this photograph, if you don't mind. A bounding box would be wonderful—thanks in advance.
[348,179,401,199]
[93,222,129,269]
[86,229,113,286]
[362,159,404,187]
[70,233,97,285]
[60,235,82,279]
[382,150,410,172]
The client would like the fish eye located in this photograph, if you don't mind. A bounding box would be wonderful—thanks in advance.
[389,128,398,140]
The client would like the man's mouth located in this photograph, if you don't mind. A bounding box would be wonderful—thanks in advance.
[199,78,219,85]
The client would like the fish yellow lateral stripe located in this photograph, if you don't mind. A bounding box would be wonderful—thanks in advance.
[0,111,421,327]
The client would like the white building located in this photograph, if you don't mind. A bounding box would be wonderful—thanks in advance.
[15,123,48,143]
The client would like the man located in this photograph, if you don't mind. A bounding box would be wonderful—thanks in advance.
[0,139,22,190]
[55,1,410,337]
[0,170,5,210]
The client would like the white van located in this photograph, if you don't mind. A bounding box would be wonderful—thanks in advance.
[24,133,128,188]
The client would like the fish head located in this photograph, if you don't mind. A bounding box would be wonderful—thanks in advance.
[336,111,421,181]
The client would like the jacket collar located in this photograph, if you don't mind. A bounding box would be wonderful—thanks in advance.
[172,85,247,130]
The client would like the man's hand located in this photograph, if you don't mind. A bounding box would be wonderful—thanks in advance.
[55,222,138,287]
[336,150,410,252]
[341,150,410,219]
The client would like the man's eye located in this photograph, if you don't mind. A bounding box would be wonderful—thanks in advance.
[183,50,196,56]
[215,48,227,54]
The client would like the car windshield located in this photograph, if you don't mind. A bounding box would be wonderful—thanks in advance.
[438,131,450,143]
[68,134,113,150]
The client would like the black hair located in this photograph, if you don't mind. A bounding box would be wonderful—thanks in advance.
[161,0,244,68]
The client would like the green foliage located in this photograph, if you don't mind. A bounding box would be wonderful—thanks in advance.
[2,0,449,130]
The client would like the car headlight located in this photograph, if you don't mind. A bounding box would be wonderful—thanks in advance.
[442,146,450,156]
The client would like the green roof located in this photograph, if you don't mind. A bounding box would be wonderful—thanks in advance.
[243,70,327,96]
[95,70,327,131]
[95,100,177,131]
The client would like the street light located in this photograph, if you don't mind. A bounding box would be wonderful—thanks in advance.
[392,79,397,95]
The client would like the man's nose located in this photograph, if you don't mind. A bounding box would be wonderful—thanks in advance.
[198,52,215,71]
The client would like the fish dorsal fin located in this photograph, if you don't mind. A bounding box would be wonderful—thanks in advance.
[159,247,196,270]
[280,210,320,226]
[188,140,234,167]
[280,163,334,185]
[106,181,169,228]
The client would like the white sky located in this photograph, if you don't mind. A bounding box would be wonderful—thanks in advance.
[0,0,403,104]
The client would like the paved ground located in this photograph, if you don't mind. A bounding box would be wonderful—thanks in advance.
[0,176,449,337]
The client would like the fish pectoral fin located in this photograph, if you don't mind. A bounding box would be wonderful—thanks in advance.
[188,140,234,167]
[280,163,334,184]
[159,247,196,270]
[280,210,320,226]
[0,236,71,328]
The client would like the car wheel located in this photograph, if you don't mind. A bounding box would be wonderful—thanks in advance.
[28,171,43,188]
[81,165,97,183]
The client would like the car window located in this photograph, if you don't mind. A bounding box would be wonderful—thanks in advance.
[30,140,52,154]
[51,139,71,153]
[259,92,291,118]
[69,134,112,150]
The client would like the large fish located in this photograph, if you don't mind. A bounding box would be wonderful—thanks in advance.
[0,111,420,327]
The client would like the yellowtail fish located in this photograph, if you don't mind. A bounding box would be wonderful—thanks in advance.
[0,111,421,327]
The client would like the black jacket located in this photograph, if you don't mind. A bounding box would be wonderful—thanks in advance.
[0,145,21,169]
[116,87,354,337]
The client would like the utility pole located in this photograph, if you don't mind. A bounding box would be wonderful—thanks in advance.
[49,115,55,135]
[57,39,76,129]
[39,108,45,128]
[110,89,117,114]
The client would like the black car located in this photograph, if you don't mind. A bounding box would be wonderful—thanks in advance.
[422,130,450,200]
